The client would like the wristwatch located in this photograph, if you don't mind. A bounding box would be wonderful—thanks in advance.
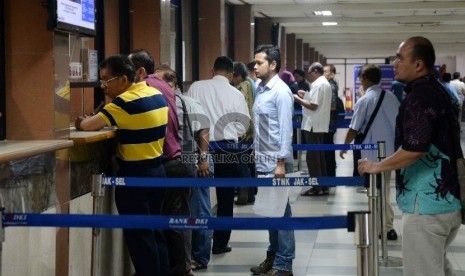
[198,152,208,162]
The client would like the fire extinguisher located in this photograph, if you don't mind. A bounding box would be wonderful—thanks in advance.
[345,91,353,111]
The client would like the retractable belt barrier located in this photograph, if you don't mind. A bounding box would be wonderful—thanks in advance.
[1,213,348,231]
[100,176,365,187]
[209,143,378,151]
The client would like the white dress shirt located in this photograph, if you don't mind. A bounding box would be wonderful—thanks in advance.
[187,75,250,142]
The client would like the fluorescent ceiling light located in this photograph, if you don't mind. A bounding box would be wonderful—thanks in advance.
[322,22,338,26]
[314,11,332,16]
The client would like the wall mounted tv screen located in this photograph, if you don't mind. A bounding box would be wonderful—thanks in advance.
[52,0,96,36]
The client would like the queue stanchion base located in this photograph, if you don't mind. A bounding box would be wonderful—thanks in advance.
[379,256,403,267]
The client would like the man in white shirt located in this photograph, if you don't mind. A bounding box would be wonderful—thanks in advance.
[450,72,465,121]
[187,56,251,255]
[294,62,332,196]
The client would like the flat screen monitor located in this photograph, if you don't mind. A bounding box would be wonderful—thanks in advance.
[49,0,96,36]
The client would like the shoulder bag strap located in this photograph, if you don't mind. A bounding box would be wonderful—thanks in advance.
[361,90,386,138]
[176,94,195,141]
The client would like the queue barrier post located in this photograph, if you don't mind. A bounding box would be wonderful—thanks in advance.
[367,173,379,276]
[349,211,371,276]
[0,206,4,276]
[377,142,403,267]
[91,174,105,276]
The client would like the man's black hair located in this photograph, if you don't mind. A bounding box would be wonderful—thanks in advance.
[359,64,381,84]
[213,56,234,73]
[99,55,136,83]
[128,49,155,74]
[443,72,452,83]
[293,69,305,78]
[233,62,248,79]
[246,61,256,72]
[453,72,461,80]
[254,44,281,72]
[407,36,436,71]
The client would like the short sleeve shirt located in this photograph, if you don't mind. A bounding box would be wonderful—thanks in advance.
[395,75,461,215]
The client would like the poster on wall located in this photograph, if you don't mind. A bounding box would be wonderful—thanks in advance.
[353,64,442,103]
[353,65,395,103]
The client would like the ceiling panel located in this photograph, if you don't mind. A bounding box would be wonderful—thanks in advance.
[228,0,465,57]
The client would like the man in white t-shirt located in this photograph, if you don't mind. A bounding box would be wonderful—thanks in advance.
[450,72,465,121]
[294,62,332,196]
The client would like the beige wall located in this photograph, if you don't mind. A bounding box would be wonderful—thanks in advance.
[5,0,54,140]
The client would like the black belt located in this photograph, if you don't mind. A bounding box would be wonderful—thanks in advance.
[162,156,181,164]
[257,171,271,175]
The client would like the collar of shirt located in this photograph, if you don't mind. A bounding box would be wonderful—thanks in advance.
[212,74,230,83]
[257,74,280,94]
[404,74,435,95]
[364,84,381,96]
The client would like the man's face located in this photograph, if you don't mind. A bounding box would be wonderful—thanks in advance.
[254,52,275,82]
[323,66,334,80]
[232,74,243,87]
[99,68,125,99]
[294,73,303,83]
[307,68,319,83]
[393,41,418,84]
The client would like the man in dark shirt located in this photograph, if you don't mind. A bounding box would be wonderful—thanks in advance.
[359,36,461,276]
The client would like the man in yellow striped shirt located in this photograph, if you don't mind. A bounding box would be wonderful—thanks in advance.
[75,55,169,275]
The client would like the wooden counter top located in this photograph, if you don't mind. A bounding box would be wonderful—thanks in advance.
[0,140,74,163]
[70,127,116,145]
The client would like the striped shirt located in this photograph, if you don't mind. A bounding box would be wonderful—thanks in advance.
[98,81,168,162]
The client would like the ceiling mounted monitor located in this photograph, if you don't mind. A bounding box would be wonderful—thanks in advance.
[48,0,96,36]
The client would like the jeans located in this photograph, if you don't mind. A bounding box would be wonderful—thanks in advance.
[190,159,214,265]
[268,201,295,271]
[190,186,213,264]
[261,162,295,272]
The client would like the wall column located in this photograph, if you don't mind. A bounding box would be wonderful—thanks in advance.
[296,39,303,70]
[234,5,253,63]
[309,47,315,64]
[130,0,162,65]
[303,43,310,71]
[198,0,226,80]
[285,33,296,71]
[256,17,272,46]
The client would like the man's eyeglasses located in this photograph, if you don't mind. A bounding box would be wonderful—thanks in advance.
[99,76,121,86]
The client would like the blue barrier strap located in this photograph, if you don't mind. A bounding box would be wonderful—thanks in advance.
[100,176,364,187]
[210,143,377,151]
[103,176,364,187]
[2,213,347,230]
[293,144,378,150]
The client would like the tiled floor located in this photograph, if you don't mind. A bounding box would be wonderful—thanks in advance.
[195,128,465,276]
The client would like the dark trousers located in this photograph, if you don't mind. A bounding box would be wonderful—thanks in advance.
[304,131,327,177]
[323,130,336,177]
[163,158,193,276]
[212,150,250,249]
[115,160,169,276]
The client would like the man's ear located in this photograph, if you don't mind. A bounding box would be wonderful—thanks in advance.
[270,60,277,72]
[137,67,149,81]
[415,59,424,72]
